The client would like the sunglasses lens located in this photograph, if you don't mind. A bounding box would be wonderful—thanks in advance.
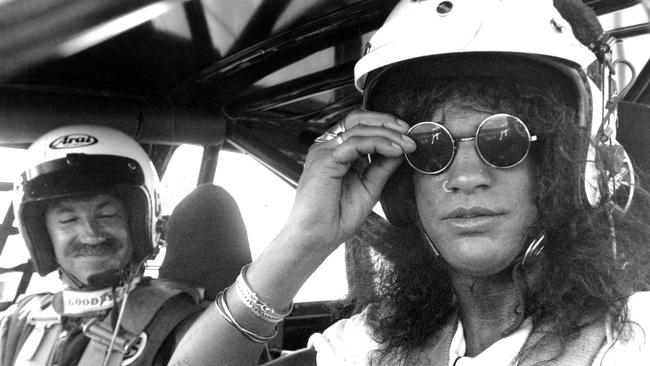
[477,115,531,167]
[406,122,454,173]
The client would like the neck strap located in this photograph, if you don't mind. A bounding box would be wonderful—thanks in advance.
[51,277,140,317]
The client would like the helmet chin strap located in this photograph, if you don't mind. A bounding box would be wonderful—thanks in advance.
[52,259,147,318]
[58,267,89,290]
[520,234,546,268]
[57,260,143,290]
[413,204,546,271]
[415,211,441,258]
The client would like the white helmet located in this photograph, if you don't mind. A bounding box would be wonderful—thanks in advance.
[356,0,633,213]
[14,125,162,276]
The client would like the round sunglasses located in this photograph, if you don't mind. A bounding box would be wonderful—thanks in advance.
[405,114,537,174]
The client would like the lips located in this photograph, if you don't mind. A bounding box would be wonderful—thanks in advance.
[442,206,506,231]
[444,207,503,219]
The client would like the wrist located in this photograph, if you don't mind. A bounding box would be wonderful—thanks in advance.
[235,264,293,323]
[274,222,341,258]
[215,288,279,343]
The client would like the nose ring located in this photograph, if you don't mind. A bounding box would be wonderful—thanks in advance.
[442,180,453,193]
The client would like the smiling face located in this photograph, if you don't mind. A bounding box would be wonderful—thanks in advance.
[414,100,538,277]
[45,193,133,287]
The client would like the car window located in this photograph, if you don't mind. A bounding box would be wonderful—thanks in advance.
[0,144,348,303]
[213,149,347,303]
[158,145,348,303]
[159,145,203,216]
[0,147,62,301]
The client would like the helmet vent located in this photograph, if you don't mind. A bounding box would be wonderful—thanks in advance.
[436,1,453,16]
[66,154,81,167]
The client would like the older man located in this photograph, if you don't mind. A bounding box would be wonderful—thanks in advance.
[0,125,203,366]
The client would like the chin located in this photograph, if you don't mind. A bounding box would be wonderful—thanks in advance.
[76,262,126,280]
[455,260,514,277]
[444,243,519,277]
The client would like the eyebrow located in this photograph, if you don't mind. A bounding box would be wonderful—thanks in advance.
[52,205,74,214]
[96,198,120,210]
[50,197,121,214]
[437,106,446,125]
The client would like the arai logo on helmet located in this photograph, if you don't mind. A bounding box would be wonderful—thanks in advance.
[49,134,98,149]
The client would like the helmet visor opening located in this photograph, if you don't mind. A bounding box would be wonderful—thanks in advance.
[21,154,146,202]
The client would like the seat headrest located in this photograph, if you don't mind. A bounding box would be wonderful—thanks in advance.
[159,184,251,301]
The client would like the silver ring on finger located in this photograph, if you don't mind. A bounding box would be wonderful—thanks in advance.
[314,121,346,143]
[335,132,344,145]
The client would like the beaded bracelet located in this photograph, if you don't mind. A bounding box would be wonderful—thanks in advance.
[214,289,278,344]
[234,264,293,324]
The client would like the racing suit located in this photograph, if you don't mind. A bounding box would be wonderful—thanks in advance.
[0,277,203,366]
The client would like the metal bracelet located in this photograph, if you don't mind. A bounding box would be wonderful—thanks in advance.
[214,289,278,344]
[234,264,293,323]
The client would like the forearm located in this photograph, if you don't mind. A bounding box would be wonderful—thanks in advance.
[168,232,330,365]
[169,111,412,364]
[167,297,268,366]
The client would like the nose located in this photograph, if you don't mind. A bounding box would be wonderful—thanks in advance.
[77,217,106,245]
[445,140,493,194]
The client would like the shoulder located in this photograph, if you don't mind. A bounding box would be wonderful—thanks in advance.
[0,293,57,365]
[1,292,53,319]
[122,279,205,366]
[622,291,650,344]
[625,291,650,317]
[132,278,204,303]
[621,291,650,343]
[596,291,650,365]
[127,278,205,339]
[307,307,380,366]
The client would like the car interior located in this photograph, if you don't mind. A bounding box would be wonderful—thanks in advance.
[1,0,649,363]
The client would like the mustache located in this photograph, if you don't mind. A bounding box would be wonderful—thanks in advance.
[65,237,123,257]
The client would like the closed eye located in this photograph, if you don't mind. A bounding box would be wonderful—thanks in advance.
[58,217,77,224]
[98,213,117,219]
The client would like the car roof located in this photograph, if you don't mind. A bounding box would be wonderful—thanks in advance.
[0,0,648,176]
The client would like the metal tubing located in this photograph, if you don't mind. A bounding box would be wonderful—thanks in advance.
[610,22,650,39]
[228,62,355,114]
[227,124,303,187]
[0,0,185,79]
[0,86,225,146]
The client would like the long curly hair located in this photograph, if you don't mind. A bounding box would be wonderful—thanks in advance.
[347,58,650,364]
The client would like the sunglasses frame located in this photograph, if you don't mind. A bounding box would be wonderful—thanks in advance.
[405,113,538,175]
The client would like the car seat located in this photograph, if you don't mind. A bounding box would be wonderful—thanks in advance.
[159,184,252,301]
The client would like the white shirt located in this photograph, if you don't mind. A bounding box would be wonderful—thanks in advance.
[308,292,650,365]
[449,318,532,366]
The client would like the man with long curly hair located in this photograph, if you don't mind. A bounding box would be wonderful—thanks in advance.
[169,0,650,365]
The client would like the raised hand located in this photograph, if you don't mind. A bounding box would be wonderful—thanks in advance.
[280,109,416,255]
